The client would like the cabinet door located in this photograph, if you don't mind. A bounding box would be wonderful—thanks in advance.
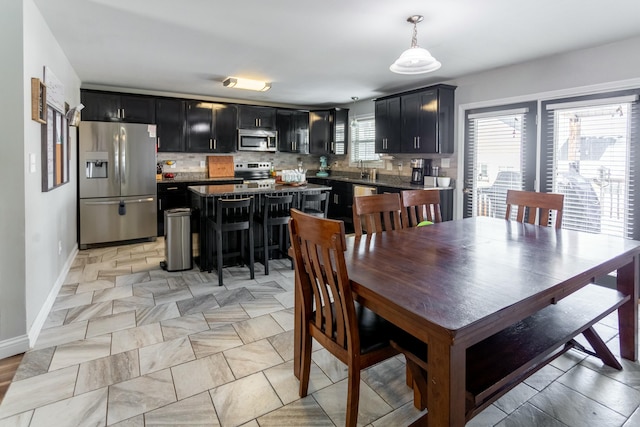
[276,110,295,152]
[156,99,185,152]
[375,98,401,153]
[238,105,276,129]
[81,91,120,121]
[309,110,331,154]
[185,101,214,152]
[157,183,189,236]
[293,110,310,154]
[119,95,155,123]
[400,92,424,153]
[416,90,438,153]
[213,104,237,153]
[436,87,455,154]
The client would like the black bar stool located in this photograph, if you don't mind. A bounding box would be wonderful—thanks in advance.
[208,197,254,286]
[256,194,293,275]
[301,191,330,218]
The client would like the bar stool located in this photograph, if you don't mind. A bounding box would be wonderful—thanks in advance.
[256,194,294,275]
[301,191,330,218]
[208,197,254,286]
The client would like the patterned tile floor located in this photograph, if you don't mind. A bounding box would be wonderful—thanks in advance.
[1,238,640,426]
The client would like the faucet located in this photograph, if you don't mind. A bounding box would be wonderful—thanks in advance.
[359,160,369,179]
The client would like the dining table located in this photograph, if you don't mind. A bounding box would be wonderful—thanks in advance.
[292,216,640,426]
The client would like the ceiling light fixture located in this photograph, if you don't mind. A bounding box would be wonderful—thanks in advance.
[222,77,271,92]
[350,96,359,129]
[390,15,441,75]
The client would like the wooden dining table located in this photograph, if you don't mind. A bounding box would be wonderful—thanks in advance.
[292,216,640,426]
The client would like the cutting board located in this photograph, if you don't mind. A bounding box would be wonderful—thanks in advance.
[207,156,234,178]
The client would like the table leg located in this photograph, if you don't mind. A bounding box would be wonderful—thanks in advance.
[617,256,639,361]
[417,338,466,426]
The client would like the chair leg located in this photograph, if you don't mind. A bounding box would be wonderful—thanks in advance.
[346,360,361,427]
[263,222,270,275]
[299,328,312,398]
[248,226,255,279]
[216,229,223,286]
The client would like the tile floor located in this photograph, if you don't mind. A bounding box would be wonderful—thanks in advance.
[1,239,640,426]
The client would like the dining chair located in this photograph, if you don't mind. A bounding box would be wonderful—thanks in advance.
[505,189,564,229]
[352,192,403,236]
[289,208,399,427]
[256,194,294,275]
[208,197,255,286]
[300,190,330,218]
[400,189,442,227]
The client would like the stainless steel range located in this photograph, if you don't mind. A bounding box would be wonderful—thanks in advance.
[234,162,275,187]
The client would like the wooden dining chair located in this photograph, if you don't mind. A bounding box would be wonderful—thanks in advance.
[289,208,399,427]
[352,193,403,236]
[505,189,564,229]
[400,189,442,227]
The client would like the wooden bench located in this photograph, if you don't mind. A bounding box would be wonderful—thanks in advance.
[392,283,628,422]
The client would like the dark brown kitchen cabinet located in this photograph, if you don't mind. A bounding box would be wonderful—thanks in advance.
[81,90,155,123]
[374,97,401,153]
[400,84,455,154]
[185,101,237,153]
[276,109,309,153]
[238,105,276,129]
[157,182,189,236]
[156,98,185,152]
[309,108,348,155]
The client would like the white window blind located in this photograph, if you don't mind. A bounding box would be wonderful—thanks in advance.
[542,94,639,237]
[350,116,378,162]
[335,122,346,155]
[465,108,531,219]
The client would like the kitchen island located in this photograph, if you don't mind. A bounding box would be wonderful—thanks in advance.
[189,182,332,272]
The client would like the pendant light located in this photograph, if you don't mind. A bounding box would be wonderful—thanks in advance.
[390,15,441,75]
[350,96,359,129]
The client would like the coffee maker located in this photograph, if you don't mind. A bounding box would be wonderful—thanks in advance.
[410,158,432,185]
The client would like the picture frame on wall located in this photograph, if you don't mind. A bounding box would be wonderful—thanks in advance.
[31,78,46,124]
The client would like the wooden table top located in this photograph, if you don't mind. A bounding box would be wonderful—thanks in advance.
[344,216,640,347]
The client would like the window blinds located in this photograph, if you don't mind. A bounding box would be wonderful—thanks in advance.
[350,116,378,162]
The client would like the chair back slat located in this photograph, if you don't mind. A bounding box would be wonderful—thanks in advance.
[352,193,403,236]
[505,190,564,229]
[400,190,442,227]
[289,209,355,351]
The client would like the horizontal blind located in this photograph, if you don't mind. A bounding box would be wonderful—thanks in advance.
[350,116,378,162]
[542,94,638,237]
[466,110,528,219]
[335,122,346,155]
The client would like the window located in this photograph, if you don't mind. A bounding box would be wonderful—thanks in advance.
[463,103,537,218]
[541,91,640,238]
[350,116,379,163]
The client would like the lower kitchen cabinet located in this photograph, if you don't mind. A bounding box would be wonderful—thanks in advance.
[157,183,190,236]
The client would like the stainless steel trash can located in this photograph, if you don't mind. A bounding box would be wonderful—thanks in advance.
[161,208,192,272]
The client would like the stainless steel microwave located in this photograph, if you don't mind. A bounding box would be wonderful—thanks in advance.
[238,129,277,152]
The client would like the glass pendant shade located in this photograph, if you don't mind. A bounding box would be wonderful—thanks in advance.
[390,47,441,74]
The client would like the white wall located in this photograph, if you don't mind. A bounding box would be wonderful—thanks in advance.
[0,0,80,358]
[22,0,81,337]
[0,0,28,357]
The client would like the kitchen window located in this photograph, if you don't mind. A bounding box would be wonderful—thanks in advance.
[350,116,379,163]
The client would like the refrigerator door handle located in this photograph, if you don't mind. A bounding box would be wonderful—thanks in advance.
[113,134,120,185]
[84,200,122,206]
[120,126,127,184]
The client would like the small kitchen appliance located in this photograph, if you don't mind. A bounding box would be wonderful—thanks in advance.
[410,158,432,185]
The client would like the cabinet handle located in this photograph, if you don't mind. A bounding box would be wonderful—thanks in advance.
[417,136,420,149]
[121,108,125,119]
[209,139,213,150]
[167,186,178,190]
[331,141,335,153]
[213,139,217,149]
[159,199,162,210]
[157,137,160,149]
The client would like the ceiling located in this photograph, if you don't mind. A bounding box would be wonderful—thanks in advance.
[34,0,640,108]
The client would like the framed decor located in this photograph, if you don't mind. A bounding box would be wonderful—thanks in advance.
[41,106,69,191]
[31,78,46,124]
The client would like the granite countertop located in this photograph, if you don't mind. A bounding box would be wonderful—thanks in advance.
[311,174,454,190]
[188,182,332,197]
[158,176,242,184]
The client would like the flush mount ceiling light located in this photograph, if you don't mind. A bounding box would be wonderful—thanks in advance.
[222,77,271,92]
[390,15,441,75]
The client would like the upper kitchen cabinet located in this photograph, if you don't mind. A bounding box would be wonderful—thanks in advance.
[374,97,401,153]
[156,98,185,152]
[277,109,309,154]
[309,108,349,155]
[81,90,155,123]
[238,105,276,129]
[185,101,237,153]
[400,84,455,154]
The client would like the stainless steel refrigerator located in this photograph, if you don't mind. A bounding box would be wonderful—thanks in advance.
[79,121,157,249]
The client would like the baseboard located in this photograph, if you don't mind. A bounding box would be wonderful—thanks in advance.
[27,244,79,347]
[0,335,29,359]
